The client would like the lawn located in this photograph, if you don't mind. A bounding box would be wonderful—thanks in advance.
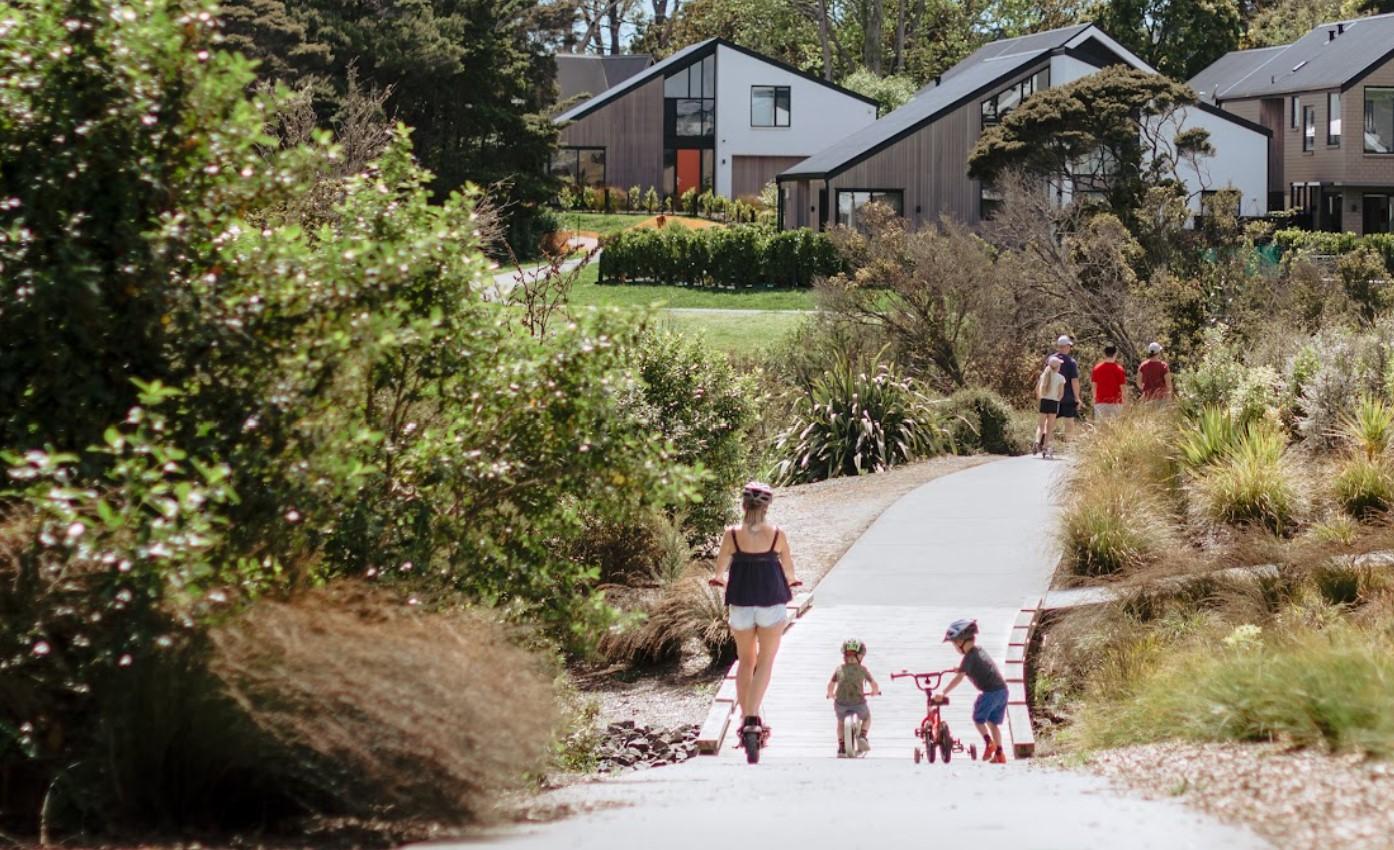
[567,264,818,311]
[658,310,808,358]
[552,210,713,238]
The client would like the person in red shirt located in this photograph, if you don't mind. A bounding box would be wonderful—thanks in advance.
[1138,342,1173,401]
[1090,346,1128,421]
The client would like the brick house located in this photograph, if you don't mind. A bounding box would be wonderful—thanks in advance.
[1191,13,1394,234]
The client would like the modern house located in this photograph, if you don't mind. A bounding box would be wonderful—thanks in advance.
[555,53,654,102]
[1190,13,1394,234]
[551,39,879,201]
[776,23,1270,231]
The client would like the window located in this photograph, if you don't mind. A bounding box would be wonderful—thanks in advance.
[1365,87,1394,153]
[980,182,1003,220]
[981,68,1050,126]
[1328,92,1341,146]
[751,85,791,127]
[834,190,903,229]
[1303,105,1316,151]
[549,146,605,187]
[1364,194,1391,234]
[1290,95,1300,129]
[665,54,716,142]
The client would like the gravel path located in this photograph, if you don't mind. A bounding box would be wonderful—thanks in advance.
[1078,743,1394,850]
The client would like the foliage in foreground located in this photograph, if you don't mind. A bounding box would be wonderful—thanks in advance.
[598,224,843,289]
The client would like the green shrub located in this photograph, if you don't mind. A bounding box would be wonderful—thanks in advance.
[627,185,641,211]
[1191,423,1301,534]
[1178,407,1242,469]
[599,225,842,288]
[1274,228,1394,274]
[1075,623,1394,757]
[774,355,954,484]
[1069,409,1181,505]
[1333,456,1394,520]
[1339,395,1394,459]
[1059,478,1169,577]
[948,388,1024,455]
[644,187,659,214]
[1296,328,1394,449]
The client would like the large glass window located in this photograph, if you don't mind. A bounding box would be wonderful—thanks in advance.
[1303,105,1316,152]
[1365,87,1394,153]
[1364,194,1391,234]
[835,190,904,229]
[665,54,716,141]
[751,85,791,127]
[549,146,605,187]
[981,68,1049,127]
[1328,92,1342,147]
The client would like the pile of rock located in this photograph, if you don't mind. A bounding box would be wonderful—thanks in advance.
[596,721,700,772]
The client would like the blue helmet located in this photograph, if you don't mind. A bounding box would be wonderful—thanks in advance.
[943,619,978,642]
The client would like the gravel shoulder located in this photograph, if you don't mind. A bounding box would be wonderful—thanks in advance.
[1076,743,1394,850]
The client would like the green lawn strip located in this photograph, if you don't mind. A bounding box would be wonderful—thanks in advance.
[658,309,807,358]
[568,264,817,311]
[553,211,712,237]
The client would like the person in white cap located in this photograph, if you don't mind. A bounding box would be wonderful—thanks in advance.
[1053,335,1082,438]
[1138,341,1173,400]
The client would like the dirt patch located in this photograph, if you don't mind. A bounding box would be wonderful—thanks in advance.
[631,215,723,231]
[1076,742,1394,850]
[775,454,997,589]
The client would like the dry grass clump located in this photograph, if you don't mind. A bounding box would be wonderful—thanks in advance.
[208,587,557,825]
[1188,422,1306,536]
[598,565,733,666]
[1059,477,1173,578]
[1067,408,1181,503]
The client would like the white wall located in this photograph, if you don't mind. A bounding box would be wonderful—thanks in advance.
[1171,105,1269,217]
[1048,54,1102,88]
[713,44,877,197]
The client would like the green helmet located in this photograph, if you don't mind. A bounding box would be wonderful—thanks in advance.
[841,638,865,655]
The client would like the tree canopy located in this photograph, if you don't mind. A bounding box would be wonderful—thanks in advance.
[968,66,1210,222]
[1094,0,1243,80]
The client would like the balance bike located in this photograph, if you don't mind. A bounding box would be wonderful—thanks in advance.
[890,670,977,764]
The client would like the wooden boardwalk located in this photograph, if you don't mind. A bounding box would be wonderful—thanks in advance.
[719,457,1062,760]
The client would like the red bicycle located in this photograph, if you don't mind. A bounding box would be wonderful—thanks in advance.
[890,670,977,764]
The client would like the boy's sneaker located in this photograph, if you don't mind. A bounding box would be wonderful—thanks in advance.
[837,741,846,758]
[857,735,870,754]
[982,742,998,762]
[992,748,1007,764]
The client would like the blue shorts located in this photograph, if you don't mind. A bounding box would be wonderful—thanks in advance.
[973,688,1009,725]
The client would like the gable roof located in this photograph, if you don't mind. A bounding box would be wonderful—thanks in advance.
[556,54,654,101]
[553,38,877,125]
[782,23,1150,181]
[1192,13,1394,100]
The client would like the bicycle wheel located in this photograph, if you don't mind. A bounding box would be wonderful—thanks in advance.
[938,723,953,764]
[743,727,761,764]
[843,715,856,758]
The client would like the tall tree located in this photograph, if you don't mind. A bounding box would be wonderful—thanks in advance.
[1095,0,1243,80]
[1243,0,1361,47]
[969,66,1214,225]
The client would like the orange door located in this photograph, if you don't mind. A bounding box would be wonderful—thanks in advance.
[676,149,701,195]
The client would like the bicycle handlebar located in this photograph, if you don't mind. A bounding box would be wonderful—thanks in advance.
[889,669,958,692]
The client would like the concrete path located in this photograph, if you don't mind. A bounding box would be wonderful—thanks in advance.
[450,458,1272,849]
[485,236,598,300]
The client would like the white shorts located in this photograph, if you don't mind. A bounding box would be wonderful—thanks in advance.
[728,604,788,631]
[1095,403,1124,421]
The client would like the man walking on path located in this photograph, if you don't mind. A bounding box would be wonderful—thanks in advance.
[1138,342,1173,401]
[1054,336,1082,437]
[1090,346,1127,422]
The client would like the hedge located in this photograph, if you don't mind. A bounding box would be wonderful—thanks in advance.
[1273,229,1394,272]
[598,225,843,288]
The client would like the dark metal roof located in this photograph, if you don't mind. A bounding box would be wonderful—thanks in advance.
[1187,46,1285,102]
[1195,13,1394,100]
[928,23,1093,90]
[556,54,654,102]
[553,38,876,125]
[782,53,1047,179]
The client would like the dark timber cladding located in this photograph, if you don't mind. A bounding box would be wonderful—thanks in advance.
[826,60,1049,229]
[558,75,665,192]
[732,155,804,198]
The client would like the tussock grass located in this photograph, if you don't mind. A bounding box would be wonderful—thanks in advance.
[1189,423,1304,535]
[1333,456,1394,520]
[1073,623,1394,757]
[1059,477,1172,578]
[598,565,733,666]
[209,589,557,824]
[1177,407,1242,470]
[1067,409,1181,504]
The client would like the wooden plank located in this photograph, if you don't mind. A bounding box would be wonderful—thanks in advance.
[1013,608,1039,631]
[1007,703,1036,758]
[715,677,738,704]
[1008,625,1031,646]
[1007,680,1028,704]
[696,700,735,754]
[1005,642,1027,664]
[788,592,814,619]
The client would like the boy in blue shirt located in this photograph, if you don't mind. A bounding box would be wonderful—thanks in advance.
[933,618,1009,763]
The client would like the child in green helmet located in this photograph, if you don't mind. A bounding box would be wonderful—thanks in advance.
[826,638,879,756]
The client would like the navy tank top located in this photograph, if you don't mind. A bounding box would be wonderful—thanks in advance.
[725,527,793,608]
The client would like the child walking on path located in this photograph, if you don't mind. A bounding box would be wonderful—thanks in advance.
[827,638,879,756]
[934,619,1009,764]
[1034,356,1065,458]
